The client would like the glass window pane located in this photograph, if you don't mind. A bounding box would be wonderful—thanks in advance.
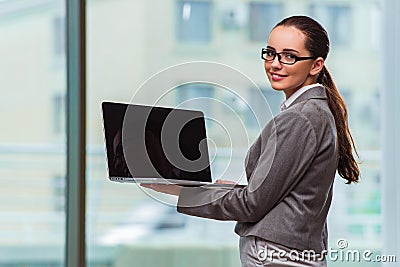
[310,4,352,46]
[0,0,66,265]
[175,83,215,117]
[245,87,284,128]
[87,0,383,266]
[249,2,283,42]
[176,1,212,44]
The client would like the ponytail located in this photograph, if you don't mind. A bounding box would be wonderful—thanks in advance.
[318,66,360,184]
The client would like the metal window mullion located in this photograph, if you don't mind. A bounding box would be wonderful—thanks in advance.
[382,0,400,265]
[65,0,86,266]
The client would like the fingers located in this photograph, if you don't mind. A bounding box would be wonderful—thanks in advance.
[215,179,236,185]
[139,183,182,196]
[140,183,153,189]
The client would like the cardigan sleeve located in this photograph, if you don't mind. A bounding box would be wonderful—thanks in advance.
[177,111,318,222]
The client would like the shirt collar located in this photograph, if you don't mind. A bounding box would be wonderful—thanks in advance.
[280,83,323,111]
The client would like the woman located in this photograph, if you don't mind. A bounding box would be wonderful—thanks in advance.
[142,15,360,266]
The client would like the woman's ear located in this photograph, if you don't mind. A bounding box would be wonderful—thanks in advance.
[310,57,325,76]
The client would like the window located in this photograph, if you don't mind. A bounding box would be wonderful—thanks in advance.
[53,16,65,56]
[0,0,66,264]
[175,83,215,117]
[52,175,66,212]
[4,0,398,266]
[176,1,213,44]
[248,2,283,42]
[53,92,65,135]
[245,87,284,128]
[86,0,386,266]
[310,4,352,46]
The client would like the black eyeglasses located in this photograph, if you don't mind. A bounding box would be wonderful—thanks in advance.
[261,48,317,65]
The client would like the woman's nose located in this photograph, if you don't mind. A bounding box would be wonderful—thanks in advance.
[270,56,282,69]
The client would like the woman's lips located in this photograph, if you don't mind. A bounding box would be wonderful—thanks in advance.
[271,73,287,81]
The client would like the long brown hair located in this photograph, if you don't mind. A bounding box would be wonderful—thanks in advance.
[275,15,360,184]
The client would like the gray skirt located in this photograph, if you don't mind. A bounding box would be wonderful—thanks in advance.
[239,236,327,267]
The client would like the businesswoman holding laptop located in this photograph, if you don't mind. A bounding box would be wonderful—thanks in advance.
[143,15,360,266]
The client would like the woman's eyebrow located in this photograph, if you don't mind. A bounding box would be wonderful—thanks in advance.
[282,48,300,53]
[266,46,300,53]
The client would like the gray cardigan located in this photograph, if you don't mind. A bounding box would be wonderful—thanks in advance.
[177,85,338,253]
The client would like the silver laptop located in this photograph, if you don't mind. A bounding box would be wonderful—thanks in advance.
[101,101,243,188]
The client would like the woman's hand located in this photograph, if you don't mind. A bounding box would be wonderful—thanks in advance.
[215,179,236,185]
[140,183,182,196]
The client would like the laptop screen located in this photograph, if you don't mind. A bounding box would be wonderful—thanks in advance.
[102,102,212,183]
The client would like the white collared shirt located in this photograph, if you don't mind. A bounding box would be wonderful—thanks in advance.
[280,83,323,111]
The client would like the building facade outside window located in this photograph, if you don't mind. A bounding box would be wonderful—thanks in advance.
[248,2,283,43]
[176,0,213,44]
[310,4,352,46]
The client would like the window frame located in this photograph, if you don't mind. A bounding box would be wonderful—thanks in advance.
[65,0,86,266]
[381,0,400,261]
